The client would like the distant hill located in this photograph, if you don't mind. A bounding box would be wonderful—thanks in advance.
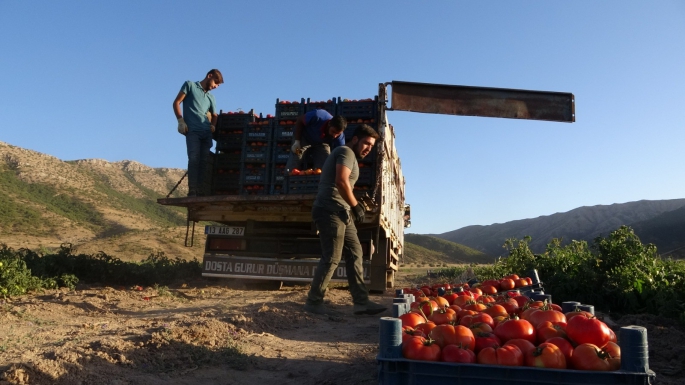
[631,205,685,259]
[432,199,685,257]
[0,141,206,260]
[403,234,492,265]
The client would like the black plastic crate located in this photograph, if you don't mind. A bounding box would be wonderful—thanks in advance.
[285,174,321,194]
[275,98,305,120]
[356,166,375,185]
[212,175,240,195]
[242,142,271,163]
[274,125,295,141]
[240,184,269,196]
[270,183,285,195]
[271,165,288,184]
[305,97,337,116]
[217,110,256,129]
[214,152,242,166]
[245,119,273,141]
[241,164,269,184]
[337,96,378,119]
[272,143,291,163]
[215,133,244,151]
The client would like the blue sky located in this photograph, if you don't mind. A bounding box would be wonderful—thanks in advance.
[2,1,684,235]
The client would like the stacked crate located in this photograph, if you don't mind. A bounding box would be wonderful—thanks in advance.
[212,111,255,195]
[241,115,273,195]
[305,97,337,116]
[338,96,379,193]
[274,99,305,194]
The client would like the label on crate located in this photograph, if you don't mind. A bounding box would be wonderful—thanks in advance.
[244,175,265,182]
[275,154,289,161]
[279,111,299,117]
[245,153,266,160]
[247,132,268,138]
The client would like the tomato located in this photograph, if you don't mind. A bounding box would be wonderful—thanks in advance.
[571,343,612,371]
[411,299,438,318]
[504,338,536,356]
[452,294,476,308]
[464,302,487,312]
[491,315,508,328]
[413,321,437,336]
[603,341,621,371]
[528,307,567,329]
[504,274,520,281]
[483,304,509,319]
[512,295,530,308]
[477,344,523,366]
[536,321,567,344]
[402,327,427,344]
[429,324,476,350]
[526,342,567,369]
[514,278,529,288]
[608,328,618,344]
[499,278,515,290]
[431,296,450,309]
[441,344,476,363]
[402,336,441,361]
[474,332,501,353]
[497,298,520,316]
[478,294,495,304]
[442,292,458,305]
[480,284,498,295]
[545,337,575,367]
[494,318,536,344]
[469,287,483,296]
[460,312,494,329]
[565,309,594,320]
[566,314,612,348]
[428,307,456,325]
[398,312,426,328]
[482,279,501,290]
[456,309,478,322]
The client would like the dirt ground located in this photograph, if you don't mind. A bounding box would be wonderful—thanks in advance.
[1,273,684,385]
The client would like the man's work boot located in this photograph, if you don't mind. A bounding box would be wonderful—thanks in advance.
[303,303,343,317]
[353,300,388,315]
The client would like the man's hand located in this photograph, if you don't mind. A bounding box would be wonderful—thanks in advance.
[177,118,188,135]
[352,204,365,224]
[210,125,216,133]
[291,140,301,155]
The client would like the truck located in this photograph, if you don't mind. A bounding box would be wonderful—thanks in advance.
[158,81,574,292]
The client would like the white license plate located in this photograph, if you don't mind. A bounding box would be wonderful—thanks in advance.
[204,226,245,236]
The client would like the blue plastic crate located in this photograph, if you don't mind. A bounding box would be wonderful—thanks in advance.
[241,164,269,184]
[285,174,320,194]
[245,119,273,141]
[272,143,291,164]
[274,125,295,141]
[242,142,271,163]
[217,111,256,129]
[240,184,269,196]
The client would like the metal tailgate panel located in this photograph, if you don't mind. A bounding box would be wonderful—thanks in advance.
[389,81,575,123]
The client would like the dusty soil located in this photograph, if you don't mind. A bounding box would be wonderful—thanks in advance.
[1,274,684,385]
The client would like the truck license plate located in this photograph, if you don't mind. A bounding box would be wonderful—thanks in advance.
[204,226,245,236]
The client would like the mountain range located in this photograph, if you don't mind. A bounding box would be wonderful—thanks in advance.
[428,199,685,258]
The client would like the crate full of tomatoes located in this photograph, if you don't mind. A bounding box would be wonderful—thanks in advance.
[377,274,655,385]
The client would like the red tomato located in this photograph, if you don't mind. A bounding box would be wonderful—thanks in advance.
[571,343,612,371]
[526,342,567,369]
[398,312,426,328]
[504,274,520,281]
[411,299,438,318]
[504,338,536,356]
[480,284,498,295]
[483,304,509,319]
[514,278,529,288]
[482,279,501,290]
[545,337,575,366]
[528,308,567,329]
[494,318,536,344]
[566,314,612,348]
[402,327,427,344]
[431,296,450,308]
[512,295,530,308]
[441,344,476,363]
[467,322,493,334]
[402,336,441,361]
[604,341,621,371]
[499,278,515,291]
[536,321,568,344]
[464,302,487,312]
[477,344,523,366]
[474,332,501,353]
[460,312,494,329]
[429,324,475,350]
[478,294,495,304]
[442,292,458,305]
[413,321,437,336]
[428,307,457,325]
[497,298,520,316]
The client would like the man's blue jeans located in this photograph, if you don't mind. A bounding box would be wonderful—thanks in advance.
[186,130,213,194]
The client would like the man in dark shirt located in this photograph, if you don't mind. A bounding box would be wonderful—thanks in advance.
[304,124,387,316]
[286,110,346,171]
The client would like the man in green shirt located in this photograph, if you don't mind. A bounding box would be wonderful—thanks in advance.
[304,124,387,316]
[173,69,223,196]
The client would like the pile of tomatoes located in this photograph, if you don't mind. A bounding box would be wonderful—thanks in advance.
[398,275,620,371]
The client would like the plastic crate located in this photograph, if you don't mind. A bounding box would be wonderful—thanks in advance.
[245,119,273,141]
[212,175,240,195]
[305,98,337,116]
[337,96,378,119]
[285,174,320,194]
[274,125,295,141]
[356,166,375,185]
[217,111,256,129]
[240,184,269,196]
[377,357,655,385]
[271,165,288,184]
[242,142,271,163]
[215,133,244,151]
[241,164,269,184]
[275,99,305,120]
[214,152,242,166]
[272,143,291,163]
[270,183,285,195]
